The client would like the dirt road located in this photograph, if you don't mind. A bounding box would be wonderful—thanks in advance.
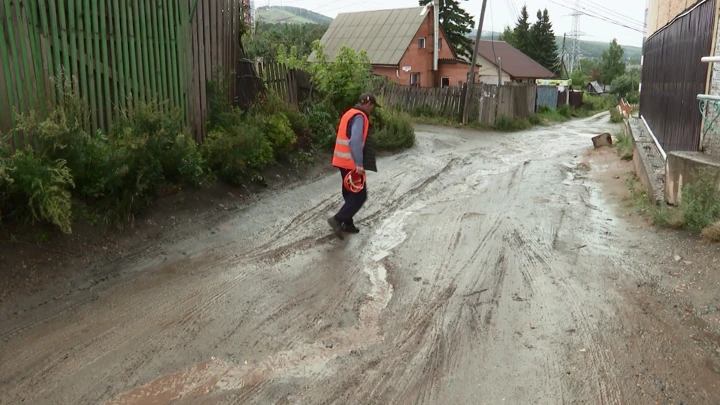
[2,114,719,405]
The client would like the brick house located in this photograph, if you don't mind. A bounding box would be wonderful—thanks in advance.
[309,6,554,87]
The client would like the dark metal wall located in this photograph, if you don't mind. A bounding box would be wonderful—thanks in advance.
[640,0,715,152]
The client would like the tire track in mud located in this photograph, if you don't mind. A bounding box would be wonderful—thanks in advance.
[241,158,461,266]
[102,202,426,404]
[511,216,624,404]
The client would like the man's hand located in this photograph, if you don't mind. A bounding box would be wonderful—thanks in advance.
[355,166,365,175]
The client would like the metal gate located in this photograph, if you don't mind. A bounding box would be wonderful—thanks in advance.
[640,0,716,152]
[536,86,558,110]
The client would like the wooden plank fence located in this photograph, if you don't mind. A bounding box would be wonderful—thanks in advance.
[255,60,313,106]
[382,83,537,125]
[0,0,245,148]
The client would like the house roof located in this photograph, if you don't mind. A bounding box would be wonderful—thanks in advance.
[308,6,430,65]
[473,40,555,79]
[587,81,612,93]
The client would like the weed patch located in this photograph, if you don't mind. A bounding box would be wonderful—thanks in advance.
[615,132,633,160]
[493,115,532,132]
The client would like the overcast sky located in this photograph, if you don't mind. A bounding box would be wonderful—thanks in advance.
[264,0,646,47]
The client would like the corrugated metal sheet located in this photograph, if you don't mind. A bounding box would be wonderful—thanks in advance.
[308,6,428,65]
[536,86,558,110]
[640,0,715,152]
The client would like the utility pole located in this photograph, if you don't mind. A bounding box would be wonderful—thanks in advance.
[433,0,440,86]
[461,0,488,124]
[497,57,502,86]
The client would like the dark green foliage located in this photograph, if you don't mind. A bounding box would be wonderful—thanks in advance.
[371,108,416,150]
[601,39,627,85]
[530,9,560,74]
[557,104,571,118]
[680,169,720,231]
[419,0,474,58]
[203,124,274,185]
[493,115,531,132]
[0,150,74,233]
[301,98,338,150]
[245,21,329,61]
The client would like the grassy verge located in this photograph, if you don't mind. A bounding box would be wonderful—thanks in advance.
[614,131,633,160]
[626,168,720,242]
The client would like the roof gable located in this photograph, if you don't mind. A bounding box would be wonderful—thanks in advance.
[474,40,555,79]
[308,6,430,65]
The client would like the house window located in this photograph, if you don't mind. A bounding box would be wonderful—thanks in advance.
[441,77,450,88]
[438,38,442,50]
[410,73,420,86]
[418,37,426,49]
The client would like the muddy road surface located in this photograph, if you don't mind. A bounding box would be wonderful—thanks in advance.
[2,114,717,404]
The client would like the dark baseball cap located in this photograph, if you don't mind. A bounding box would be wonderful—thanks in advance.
[359,93,381,107]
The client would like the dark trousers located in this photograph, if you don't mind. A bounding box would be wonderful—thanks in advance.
[334,168,367,224]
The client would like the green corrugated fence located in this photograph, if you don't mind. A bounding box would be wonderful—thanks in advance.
[0,0,244,149]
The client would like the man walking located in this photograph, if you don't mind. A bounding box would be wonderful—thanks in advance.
[327,93,380,239]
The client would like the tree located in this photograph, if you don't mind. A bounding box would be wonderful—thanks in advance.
[244,21,329,61]
[611,74,633,98]
[600,39,626,85]
[419,0,474,58]
[570,69,588,88]
[529,9,559,74]
[512,6,533,59]
[499,26,515,45]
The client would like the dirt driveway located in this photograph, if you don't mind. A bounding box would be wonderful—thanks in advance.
[2,114,720,405]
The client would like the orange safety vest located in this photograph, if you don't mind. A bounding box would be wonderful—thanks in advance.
[332,108,369,170]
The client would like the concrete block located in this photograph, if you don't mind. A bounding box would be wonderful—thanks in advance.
[665,151,720,205]
[628,118,665,205]
[592,133,613,148]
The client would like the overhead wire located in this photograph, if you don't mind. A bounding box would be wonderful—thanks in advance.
[548,0,645,33]
[576,0,646,28]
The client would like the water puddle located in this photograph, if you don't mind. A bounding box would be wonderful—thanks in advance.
[104,204,424,404]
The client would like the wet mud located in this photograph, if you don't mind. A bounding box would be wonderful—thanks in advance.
[2,113,720,404]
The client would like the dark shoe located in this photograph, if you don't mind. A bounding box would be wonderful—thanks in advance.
[327,217,344,240]
[340,222,360,233]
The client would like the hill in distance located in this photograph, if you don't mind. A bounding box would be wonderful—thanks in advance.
[255,6,332,25]
[470,30,642,62]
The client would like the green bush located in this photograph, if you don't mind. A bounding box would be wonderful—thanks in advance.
[2,150,74,233]
[371,108,415,150]
[528,114,542,125]
[4,80,207,230]
[302,98,338,150]
[626,91,640,104]
[250,112,296,157]
[537,105,552,114]
[583,93,617,112]
[308,41,373,112]
[615,132,633,160]
[203,123,274,185]
[493,115,532,132]
[610,108,624,123]
[412,104,436,118]
[558,104,572,118]
[680,169,720,231]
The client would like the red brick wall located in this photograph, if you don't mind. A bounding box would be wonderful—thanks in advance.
[370,9,455,87]
[437,63,474,87]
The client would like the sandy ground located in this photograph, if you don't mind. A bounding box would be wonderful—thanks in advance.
[2,114,720,405]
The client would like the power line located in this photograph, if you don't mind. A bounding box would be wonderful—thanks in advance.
[548,0,645,33]
[576,0,646,27]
